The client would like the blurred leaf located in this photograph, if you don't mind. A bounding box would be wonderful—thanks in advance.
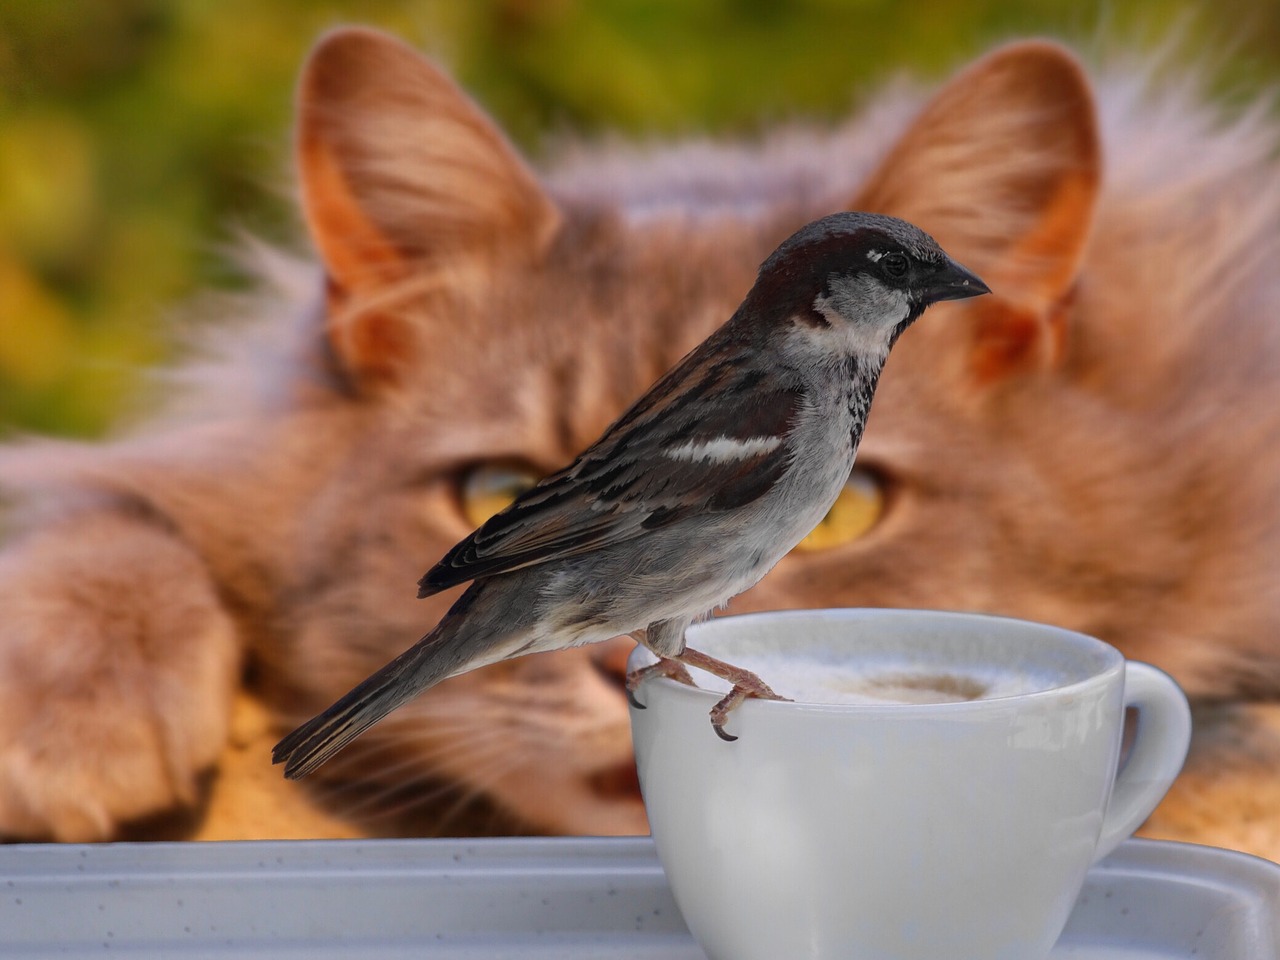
[0,253,75,389]
[0,111,97,266]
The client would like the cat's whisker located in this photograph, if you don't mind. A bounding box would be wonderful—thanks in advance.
[304,726,527,821]
[307,763,467,820]
[338,741,526,827]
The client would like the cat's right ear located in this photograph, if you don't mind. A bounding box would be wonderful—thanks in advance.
[852,41,1100,386]
[295,27,561,387]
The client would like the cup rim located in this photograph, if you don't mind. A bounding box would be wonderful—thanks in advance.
[628,607,1126,716]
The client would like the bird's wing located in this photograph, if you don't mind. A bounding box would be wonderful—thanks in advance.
[418,339,804,596]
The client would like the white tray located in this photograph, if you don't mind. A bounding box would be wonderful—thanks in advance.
[0,837,1276,957]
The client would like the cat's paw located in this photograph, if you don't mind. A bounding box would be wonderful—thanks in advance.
[0,515,241,841]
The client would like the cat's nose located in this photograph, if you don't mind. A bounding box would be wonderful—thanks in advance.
[591,636,635,694]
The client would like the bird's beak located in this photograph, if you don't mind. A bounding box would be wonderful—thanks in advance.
[924,258,991,303]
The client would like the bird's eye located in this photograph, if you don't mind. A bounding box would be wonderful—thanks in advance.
[458,462,540,528]
[792,467,885,552]
[882,252,909,279]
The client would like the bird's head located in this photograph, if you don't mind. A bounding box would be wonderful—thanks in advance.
[745,212,990,358]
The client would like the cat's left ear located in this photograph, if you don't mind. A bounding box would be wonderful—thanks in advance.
[295,27,561,387]
[853,41,1100,383]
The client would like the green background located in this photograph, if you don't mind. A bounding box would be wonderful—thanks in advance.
[1,0,1275,437]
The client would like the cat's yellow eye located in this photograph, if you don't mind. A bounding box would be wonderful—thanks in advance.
[459,463,540,528]
[792,468,885,552]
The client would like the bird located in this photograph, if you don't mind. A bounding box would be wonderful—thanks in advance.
[273,211,989,776]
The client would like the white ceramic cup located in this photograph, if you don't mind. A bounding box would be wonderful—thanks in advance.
[627,608,1191,960]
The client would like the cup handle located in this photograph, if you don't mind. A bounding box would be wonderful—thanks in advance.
[1093,661,1192,861]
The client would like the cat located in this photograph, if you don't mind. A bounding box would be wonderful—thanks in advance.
[1,27,1277,859]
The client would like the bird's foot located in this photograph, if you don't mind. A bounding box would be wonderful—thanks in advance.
[676,646,790,742]
[625,657,697,709]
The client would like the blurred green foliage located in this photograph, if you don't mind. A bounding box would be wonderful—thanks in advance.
[0,0,1275,437]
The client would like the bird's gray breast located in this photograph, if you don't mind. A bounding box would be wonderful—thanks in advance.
[731,375,861,580]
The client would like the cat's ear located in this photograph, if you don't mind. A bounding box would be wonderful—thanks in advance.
[296,27,561,386]
[853,41,1100,383]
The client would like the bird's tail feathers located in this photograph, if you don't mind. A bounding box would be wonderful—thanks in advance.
[272,622,469,779]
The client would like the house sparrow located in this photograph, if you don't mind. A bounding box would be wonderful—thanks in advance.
[273,212,988,775]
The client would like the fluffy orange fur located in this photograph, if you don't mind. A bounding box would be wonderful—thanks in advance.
[0,29,1276,857]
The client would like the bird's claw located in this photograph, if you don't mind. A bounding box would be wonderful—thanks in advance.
[713,721,738,742]
[626,646,790,742]
[625,657,697,709]
[707,678,790,742]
